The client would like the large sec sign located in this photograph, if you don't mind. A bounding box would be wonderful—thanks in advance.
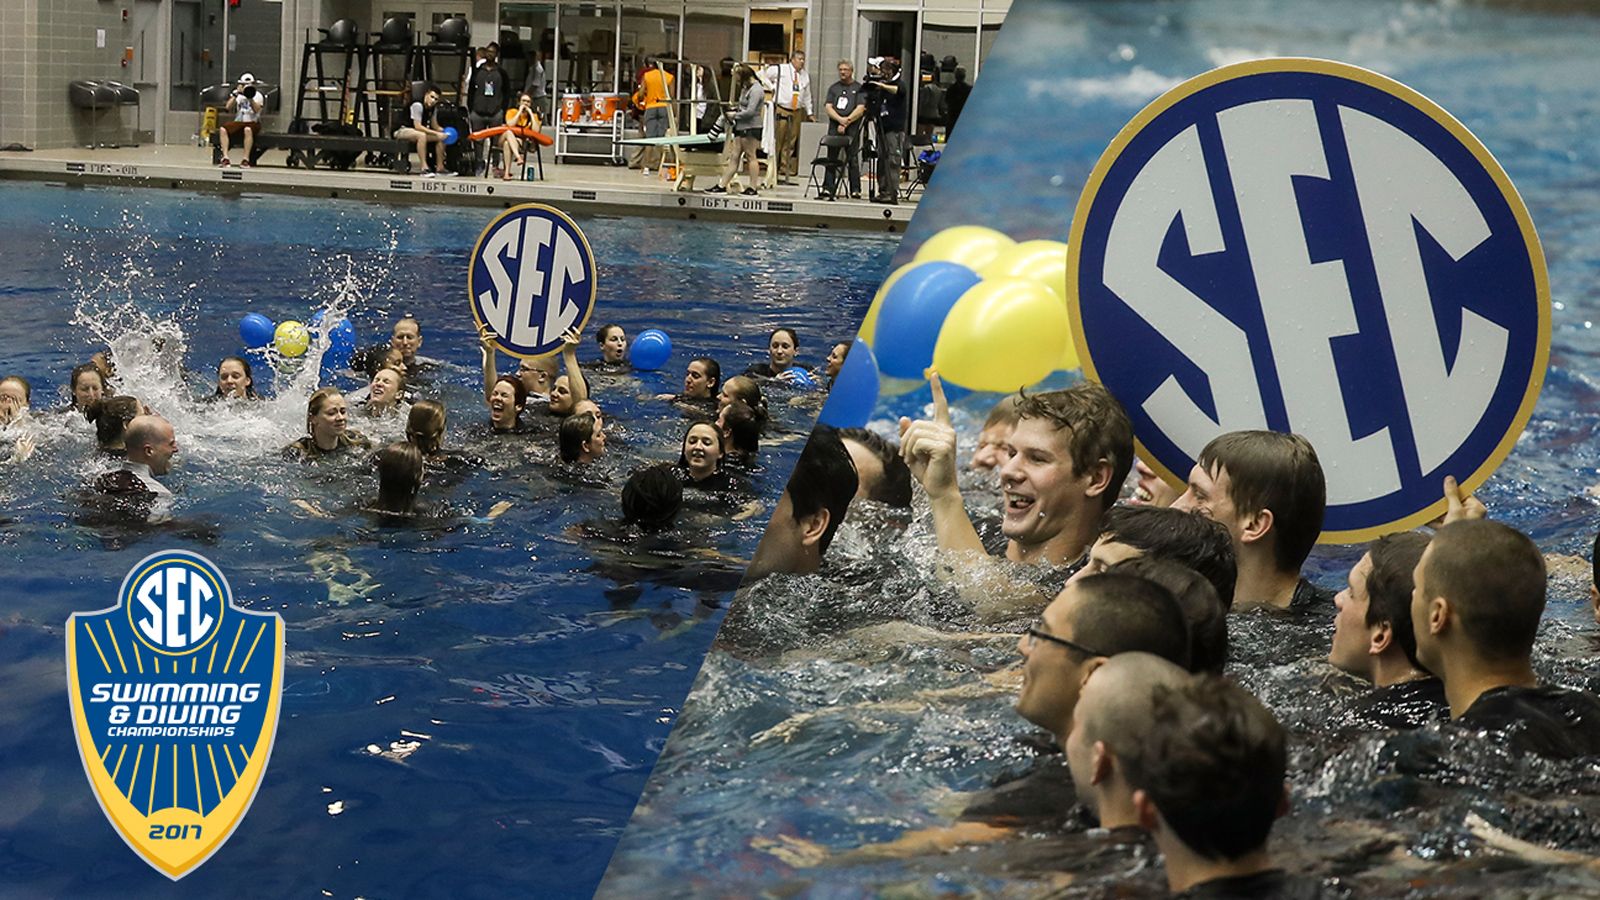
[469,203,598,358]
[1068,59,1549,542]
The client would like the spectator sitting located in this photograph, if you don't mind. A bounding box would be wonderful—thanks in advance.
[396,84,450,177]
[218,73,265,168]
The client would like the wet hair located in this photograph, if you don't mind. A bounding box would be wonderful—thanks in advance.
[558,412,600,463]
[214,356,259,398]
[770,327,798,349]
[1196,431,1326,574]
[838,427,912,509]
[374,441,425,513]
[306,387,343,427]
[678,421,725,468]
[494,374,529,409]
[983,394,1021,430]
[720,400,762,459]
[722,375,766,422]
[1120,675,1286,862]
[1066,573,1191,669]
[1593,527,1599,591]
[93,395,143,450]
[406,399,447,453]
[690,356,722,395]
[595,323,625,344]
[122,416,166,455]
[71,363,106,398]
[784,426,858,556]
[1014,383,1134,513]
[1363,532,1432,671]
[622,464,683,530]
[1099,506,1237,612]
[1109,557,1226,674]
[1425,520,1545,663]
[1,374,32,403]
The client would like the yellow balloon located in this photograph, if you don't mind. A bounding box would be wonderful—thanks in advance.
[978,240,1069,305]
[933,279,1068,393]
[274,320,310,358]
[913,225,1016,272]
[859,261,918,348]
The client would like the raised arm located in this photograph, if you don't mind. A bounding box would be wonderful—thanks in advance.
[899,371,986,557]
[478,323,500,402]
[560,328,589,404]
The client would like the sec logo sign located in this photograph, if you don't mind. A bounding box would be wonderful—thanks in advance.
[1068,59,1549,541]
[67,550,283,880]
[469,203,598,358]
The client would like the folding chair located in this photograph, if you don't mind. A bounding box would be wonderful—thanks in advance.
[807,134,850,199]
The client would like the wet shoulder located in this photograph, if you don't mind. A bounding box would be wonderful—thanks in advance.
[1349,677,1449,731]
[958,752,1079,829]
[1289,578,1337,616]
[1459,684,1600,759]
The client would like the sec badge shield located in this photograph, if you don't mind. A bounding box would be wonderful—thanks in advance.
[66,550,284,880]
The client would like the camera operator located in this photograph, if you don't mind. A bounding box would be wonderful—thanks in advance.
[861,56,909,204]
[218,73,264,168]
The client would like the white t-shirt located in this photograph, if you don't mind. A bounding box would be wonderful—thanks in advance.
[234,91,261,123]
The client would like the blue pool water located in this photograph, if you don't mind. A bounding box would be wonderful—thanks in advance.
[603,1,1600,896]
[0,182,895,896]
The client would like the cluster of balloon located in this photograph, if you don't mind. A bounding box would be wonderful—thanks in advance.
[857,226,1074,396]
[238,311,358,372]
[816,338,879,428]
[630,329,672,370]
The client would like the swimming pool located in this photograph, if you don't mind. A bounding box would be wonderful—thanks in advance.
[0,182,896,895]
[601,1,1600,895]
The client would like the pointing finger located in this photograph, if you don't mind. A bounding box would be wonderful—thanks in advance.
[927,368,950,427]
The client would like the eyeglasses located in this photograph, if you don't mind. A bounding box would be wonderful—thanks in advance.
[1024,627,1105,659]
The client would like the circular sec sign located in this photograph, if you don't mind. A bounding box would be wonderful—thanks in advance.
[468,203,598,358]
[1068,58,1549,542]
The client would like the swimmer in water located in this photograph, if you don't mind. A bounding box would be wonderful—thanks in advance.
[0,375,36,462]
[1130,458,1180,507]
[621,463,684,531]
[90,413,178,523]
[360,366,406,418]
[284,387,371,459]
[675,421,739,493]
[718,375,767,425]
[92,395,145,456]
[821,341,849,386]
[657,357,722,414]
[593,323,630,369]
[745,327,800,381]
[558,410,606,463]
[212,356,259,400]
[479,325,587,417]
[970,395,1019,474]
[1327,531,1446,729]
[370,441,427,516]
[69,363,107,417]
[1170,431,1327,612]
[745,426,858,579]
[717,400,761,469]
[486,374,529,433]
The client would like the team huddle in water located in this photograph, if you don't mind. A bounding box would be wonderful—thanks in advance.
[0,315,853,538]
[713,373,1600,896]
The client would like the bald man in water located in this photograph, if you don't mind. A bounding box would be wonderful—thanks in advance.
[92,414,177,523]
[1066,652,1191,835]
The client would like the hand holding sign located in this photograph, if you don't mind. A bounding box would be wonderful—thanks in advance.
[899,369,959,500]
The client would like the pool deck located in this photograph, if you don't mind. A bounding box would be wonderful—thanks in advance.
[0,144,917,233]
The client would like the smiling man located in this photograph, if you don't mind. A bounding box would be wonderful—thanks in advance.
[899,374,1133,616]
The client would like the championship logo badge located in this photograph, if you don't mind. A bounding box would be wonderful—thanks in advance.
[468,202,598,359]
[1069,58,1549,541]
[66,550,284,879]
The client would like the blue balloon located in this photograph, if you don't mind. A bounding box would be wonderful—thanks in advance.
[630,329,672,371]
[781,367,817,389]
[873,261,981,379]
[239,312,275,349]
[817,339,879,428]
[442,126,459,146]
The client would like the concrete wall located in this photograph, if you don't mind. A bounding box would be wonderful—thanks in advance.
[3,0,143,149]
